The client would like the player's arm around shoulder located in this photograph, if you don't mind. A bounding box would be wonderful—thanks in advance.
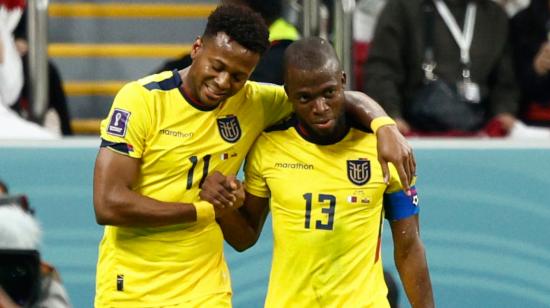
[344,91,416,193]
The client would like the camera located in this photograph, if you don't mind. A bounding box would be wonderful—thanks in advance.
[0,195,41,306]
[0,249,41,306]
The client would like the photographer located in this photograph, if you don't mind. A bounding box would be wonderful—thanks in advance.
[0,195,71,308]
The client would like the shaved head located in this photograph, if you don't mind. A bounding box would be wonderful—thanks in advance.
[283,37,342,81]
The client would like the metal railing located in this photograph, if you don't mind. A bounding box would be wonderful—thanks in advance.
[332,0,355,88]
[302,0,321,37]
[28,0,49,123]
[300,0,355,89]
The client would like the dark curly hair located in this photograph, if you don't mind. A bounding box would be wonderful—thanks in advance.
[203,5,270,55]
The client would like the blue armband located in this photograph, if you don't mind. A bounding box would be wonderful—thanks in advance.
[384,187,419,221]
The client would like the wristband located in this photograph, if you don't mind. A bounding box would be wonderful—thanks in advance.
[371,116,396,134]
[194,201,215,223]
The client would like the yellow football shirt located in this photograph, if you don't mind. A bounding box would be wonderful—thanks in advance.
[95,70,291,307]
[245,117,419,308]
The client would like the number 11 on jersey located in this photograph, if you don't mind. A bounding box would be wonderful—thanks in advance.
[186,155,211,189]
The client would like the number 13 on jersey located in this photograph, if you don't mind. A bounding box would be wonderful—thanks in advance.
[303,193,336,231]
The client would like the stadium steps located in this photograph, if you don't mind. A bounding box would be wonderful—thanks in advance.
[48,1,216,134]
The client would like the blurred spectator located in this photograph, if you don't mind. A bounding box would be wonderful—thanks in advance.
[156,0,299,85]
[510,0,550,127]
[0,180,8,195]
[12,9,73,136]
[0,199,72,307]
[363,0,519,136]
[492,0,528,16]
[0,1,56,139]
[237,0,299,84]
[0,1,24,109]
[353,0,387,91]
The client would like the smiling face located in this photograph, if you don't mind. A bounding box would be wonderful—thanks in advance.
[186,32,261,106]
[285,62,347,138]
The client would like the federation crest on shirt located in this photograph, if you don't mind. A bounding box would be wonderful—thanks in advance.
[217,115,241,143]
[347,159,371,186]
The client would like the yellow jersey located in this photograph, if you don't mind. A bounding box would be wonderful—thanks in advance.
[244,116,419,308]
[95,70,291,307]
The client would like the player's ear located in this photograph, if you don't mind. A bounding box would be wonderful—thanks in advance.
[190,36,203,59]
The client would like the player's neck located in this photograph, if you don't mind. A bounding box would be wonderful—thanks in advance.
[178,69,219,111]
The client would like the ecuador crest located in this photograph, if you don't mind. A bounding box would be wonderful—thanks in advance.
[347,159,371,186]
[217,115,241,143]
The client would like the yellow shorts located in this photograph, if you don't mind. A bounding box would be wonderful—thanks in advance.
[171,292,232,308]
[96,292,232,308]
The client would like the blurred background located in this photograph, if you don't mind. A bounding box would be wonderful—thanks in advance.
[1,0,550,307]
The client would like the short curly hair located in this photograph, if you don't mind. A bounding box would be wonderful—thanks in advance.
[203,5,270,55]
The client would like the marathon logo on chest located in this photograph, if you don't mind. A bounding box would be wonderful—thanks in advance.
[217,115,241,143]
[107,108,131,137]
[347,159,371,186]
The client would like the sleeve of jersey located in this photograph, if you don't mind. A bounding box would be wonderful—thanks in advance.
[256,83,293,128]
[243,139,270,198]
[99,82,150,158]
[384,166,419,221]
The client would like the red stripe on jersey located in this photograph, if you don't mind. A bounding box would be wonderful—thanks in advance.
[374,209,384,263]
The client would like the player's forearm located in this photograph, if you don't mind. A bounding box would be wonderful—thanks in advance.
[217,210,259,252]
[344,91,388,128]
[395,239,434,308]
[93,187,197,227]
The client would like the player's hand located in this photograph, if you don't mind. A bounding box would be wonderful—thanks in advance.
[534,42,550,76]
[226,175,245,209]
[199,171,237,209]
[0,287,21,308]
[376,124,415,194]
